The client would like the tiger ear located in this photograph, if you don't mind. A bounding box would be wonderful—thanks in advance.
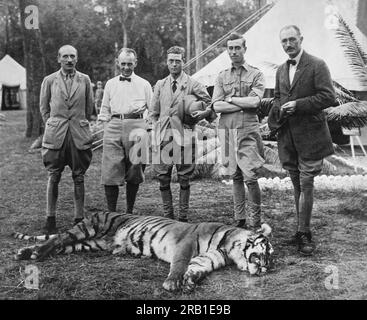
[259,223,272,237]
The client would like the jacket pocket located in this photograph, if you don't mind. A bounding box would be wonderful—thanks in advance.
[79,119,90,127]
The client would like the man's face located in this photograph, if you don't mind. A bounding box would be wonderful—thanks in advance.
[280,27,303,58]
[118,52,137,77]
[227,39,246,65]
[58,46,78,73]
[167,53,183,77]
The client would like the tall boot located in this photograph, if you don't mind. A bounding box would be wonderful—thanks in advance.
[126,183,139,214]
[160,185,174,219]
[104,185,119,212]
[179,184,190,222]
[245,180,262,231]
[233,179,246,227]
[73,175,85,221]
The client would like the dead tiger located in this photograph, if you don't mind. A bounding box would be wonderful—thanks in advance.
[13,211,274,292]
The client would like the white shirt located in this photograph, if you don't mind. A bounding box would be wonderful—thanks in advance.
[98,72,153,121]
[289,48,304,84]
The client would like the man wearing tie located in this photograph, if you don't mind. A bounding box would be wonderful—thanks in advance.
[268,25,336,255]
[150,46,214,222]
[98,48,153,213]
[40,45,94,233]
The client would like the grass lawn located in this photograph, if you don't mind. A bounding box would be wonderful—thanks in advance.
[1,110,366,300]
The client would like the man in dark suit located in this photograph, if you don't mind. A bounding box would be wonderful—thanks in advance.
[40,45,94,233]
[268,25,336,255]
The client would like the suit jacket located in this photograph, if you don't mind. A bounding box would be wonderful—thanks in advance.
[268,51,337,161]
[40,70,94,150]
[150,72,212,145]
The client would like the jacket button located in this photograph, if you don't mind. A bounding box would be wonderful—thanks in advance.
[69,117,72,120]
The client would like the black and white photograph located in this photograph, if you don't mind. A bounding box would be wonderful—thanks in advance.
[0,0,366,303]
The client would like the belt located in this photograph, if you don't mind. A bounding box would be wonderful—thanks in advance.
[111,113,143,120]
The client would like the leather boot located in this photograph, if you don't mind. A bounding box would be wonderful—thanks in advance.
[245,180,262,231]
[126,183,139,214]
[232,179,246,224]
[104,185,119,212]
[179,185,190,222]
[160,185,174,219]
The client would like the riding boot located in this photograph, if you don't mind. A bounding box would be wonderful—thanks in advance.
[104,185,119,212]
[245,180,262,231]
[232,179,246,227]
[126,183,139,214]
[178,185,190,222]
[160,185,174,219]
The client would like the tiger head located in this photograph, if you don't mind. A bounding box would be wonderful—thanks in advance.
[244,233,274,276]
[233,223,274,275]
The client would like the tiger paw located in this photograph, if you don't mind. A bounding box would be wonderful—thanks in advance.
[15,247,34,260]
[182,270,202,293]
[162,277,183,292]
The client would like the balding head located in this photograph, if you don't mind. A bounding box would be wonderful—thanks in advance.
[58,45,78,73]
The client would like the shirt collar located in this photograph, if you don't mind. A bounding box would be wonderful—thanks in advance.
[170,72,184,84]
[120,72,136,80]
[60,69,76,79]
[231,61,249,71]
[292,49,304,66]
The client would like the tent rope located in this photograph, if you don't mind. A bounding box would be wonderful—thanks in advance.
[183,2,274,71]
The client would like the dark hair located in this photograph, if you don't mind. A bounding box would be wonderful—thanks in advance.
[226,32,246,48]
[279,25,302,36]
[117,48,138,59]
[167,46,185,58]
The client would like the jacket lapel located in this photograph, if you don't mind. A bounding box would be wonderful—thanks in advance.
[69,71,82,100]
[56,71,68,98]
[289,52,309,91]
[280,63,291,90]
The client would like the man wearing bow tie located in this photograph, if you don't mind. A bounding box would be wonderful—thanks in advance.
[40,45,94,233]
[98,48,153,214]
[150,46,214,222]
[268,25,336,256]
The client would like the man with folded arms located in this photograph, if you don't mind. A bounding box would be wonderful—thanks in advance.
[98,48,153,213]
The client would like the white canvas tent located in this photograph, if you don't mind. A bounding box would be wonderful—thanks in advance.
[192,0,367,144]
[0,55,27,110]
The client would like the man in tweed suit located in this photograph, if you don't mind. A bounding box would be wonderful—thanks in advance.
[268,25,336,255]
[40,45,94,233]
[150,46,214,222]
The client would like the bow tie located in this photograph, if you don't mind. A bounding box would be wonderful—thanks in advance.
[119,76,131,82]
[287,59,297,66]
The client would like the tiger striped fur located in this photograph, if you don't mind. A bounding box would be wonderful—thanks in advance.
[13,211,274,292]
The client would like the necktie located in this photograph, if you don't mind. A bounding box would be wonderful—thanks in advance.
[65,74,74,95]
[287,59,297,66]
[172,80,177,93]
[119,76,131,82]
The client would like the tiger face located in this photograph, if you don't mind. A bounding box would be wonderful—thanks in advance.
[244,235,274,275]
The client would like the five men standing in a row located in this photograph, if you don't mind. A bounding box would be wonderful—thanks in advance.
[39,24,336,256]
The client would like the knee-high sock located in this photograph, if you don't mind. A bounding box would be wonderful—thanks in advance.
[46,174,60,217]
[289,171,301,229]
[299,176,314,233]
[73,175,85,219]
[126,183,139,214]
[104,185,119,212]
